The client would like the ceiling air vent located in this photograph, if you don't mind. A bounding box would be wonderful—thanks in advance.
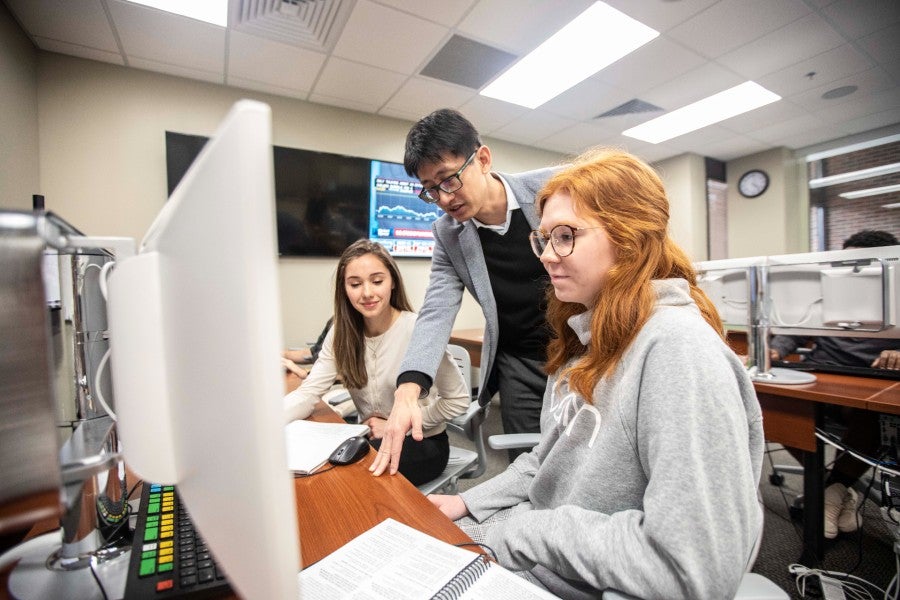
[232,0,356,52]
[594,99,662,119]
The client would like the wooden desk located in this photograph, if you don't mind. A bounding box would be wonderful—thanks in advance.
[449,328,483,366]
[753,372,899,564]
[1,377,474,599]
[295,400,475,567]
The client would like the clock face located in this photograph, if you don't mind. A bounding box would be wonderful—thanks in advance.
[738,170,769,198]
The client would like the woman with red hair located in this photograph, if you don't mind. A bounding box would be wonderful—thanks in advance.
[430,148,764,599]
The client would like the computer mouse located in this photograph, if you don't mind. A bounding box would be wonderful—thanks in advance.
[328,435,371,466]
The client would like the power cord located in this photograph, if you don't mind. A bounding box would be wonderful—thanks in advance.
[789,563,887,600]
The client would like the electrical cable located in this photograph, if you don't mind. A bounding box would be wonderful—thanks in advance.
[790,563,887,600]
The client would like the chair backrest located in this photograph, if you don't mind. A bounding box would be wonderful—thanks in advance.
[415,345,489,494]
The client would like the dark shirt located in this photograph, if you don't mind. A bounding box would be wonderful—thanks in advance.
[770,334,898,368]
[477,209,550,361]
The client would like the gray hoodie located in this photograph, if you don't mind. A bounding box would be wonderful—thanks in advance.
[460,279,764,599]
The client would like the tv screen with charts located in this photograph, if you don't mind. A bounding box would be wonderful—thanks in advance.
[368,159,442,258]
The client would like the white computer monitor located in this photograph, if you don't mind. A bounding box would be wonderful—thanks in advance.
[106,101,300,598]
[694,256,765,328]
[766,246,900,339]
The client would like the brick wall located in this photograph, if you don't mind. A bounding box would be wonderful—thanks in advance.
[808,140,900,250]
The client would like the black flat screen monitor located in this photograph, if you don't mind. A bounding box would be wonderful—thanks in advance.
[165,132,369,257]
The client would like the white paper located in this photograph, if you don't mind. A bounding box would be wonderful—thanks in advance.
[297,518,560,600]
[283,420,369,474]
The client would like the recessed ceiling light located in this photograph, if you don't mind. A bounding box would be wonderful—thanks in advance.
[479,2,659,109]
[622,81,781,144]
[821,85,858,100]
[839,184,900,199]
[124,0,227,27]
[882,203,900,209]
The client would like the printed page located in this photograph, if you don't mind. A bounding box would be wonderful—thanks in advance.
[457,563,560,600]
[283,420,369,474]
[297,518,479,599]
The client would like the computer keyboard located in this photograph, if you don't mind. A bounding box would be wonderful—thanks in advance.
[124,483,231,598]
[772,360,900,381]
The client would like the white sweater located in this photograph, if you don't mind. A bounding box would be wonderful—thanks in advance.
[283,311,470,436]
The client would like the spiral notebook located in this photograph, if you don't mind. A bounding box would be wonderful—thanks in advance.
[297,518,559,599]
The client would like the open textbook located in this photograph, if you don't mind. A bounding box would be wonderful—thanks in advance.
[297,518,560,599]
[284,420,370,475]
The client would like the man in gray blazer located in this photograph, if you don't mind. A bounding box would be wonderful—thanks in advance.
[371,109,559,476]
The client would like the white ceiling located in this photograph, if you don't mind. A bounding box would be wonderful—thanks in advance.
[5,0,900,163]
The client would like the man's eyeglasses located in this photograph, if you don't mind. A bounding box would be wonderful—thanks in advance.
[418,149,478,204]
[529,225,604,258]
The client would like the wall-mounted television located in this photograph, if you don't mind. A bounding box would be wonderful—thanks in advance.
[368,160,442,258]
[165,132,369,258]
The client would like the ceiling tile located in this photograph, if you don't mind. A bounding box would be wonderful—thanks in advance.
[313,57,407,108]
[744,112,827,145]
[814,87,900,124]
[819,0,900,39]
[34,36,124,65]
[492,111,580,147]
[227,31,326,94]
[330,0,447,74]
[109,0,225,74]
[641,62,744,112]
[592,37,708,97]
[540,79,634,122]
[790,67,895,112]
[380,76,474,118]
[127,56,223,85]
[456,96,526,134]
[699,136,773,161]
[855,22,900,67]
[4,0,119,52]
[375,0,476,27]
[537,121,624,155]
[718,100,808,135]
[717,13,844,80]
[668,0,811,57]
[229,77,310,102]
[457,0,594,54]
[602,0,720,32]
[758,44,875,99]
[309,92,384,114]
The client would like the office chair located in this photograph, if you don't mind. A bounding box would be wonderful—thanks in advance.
[489,434,788,600]
[417,345,489,495]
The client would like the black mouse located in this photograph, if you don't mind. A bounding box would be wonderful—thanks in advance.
[328,436,371,466]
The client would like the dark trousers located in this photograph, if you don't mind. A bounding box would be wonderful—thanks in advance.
[371,430,449,487]
[489,350,547,462]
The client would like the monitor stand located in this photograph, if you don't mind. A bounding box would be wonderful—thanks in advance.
[749,366,817,385]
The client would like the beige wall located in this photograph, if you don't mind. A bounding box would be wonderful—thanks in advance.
[33,53,565,346]
[655,153,709,262]
[726,147,809,258]
[0,3,40,210]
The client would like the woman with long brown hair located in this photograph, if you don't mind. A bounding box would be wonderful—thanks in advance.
[429,149,764,598]
[284,239,469,485]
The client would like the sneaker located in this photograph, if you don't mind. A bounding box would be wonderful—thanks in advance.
[823,483,847,539]
[837,487,862,533]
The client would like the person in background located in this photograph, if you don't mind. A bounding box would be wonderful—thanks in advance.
[428,148,764,598]
[769,228,899,539]
[371,108,561,476]
[282,239,469,486]
[282,316,334,380]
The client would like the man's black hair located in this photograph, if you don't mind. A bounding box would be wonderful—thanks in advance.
[403,109,481,178]
[842,229,899,249]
